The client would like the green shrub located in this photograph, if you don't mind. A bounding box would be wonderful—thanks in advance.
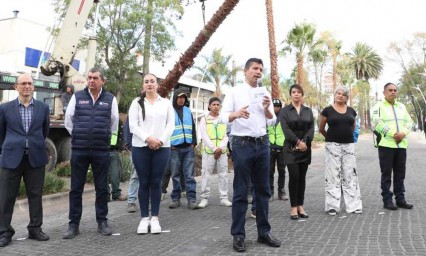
[18,173,66,198]
[86,166,94,183]
[119,151,132,182]
[313,132,325,143]
[53,161,71,177]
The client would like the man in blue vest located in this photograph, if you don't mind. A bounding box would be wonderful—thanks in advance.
[63,67,119,239]
[268,99,288,201]
[168,89,198,210]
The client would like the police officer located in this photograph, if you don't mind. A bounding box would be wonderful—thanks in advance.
[372,82,414,210]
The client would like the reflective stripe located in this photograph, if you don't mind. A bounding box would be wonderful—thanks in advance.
[204,120,227,154]
[170,107,193,146]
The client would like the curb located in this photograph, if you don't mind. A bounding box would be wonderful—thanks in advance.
[15,187,96,212]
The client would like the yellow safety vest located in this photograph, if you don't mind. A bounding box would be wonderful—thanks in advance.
[371,100,413,149]
[204,118,227,154]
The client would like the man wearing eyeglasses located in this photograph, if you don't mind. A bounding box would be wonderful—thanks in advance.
[0,74,50,247]
[372,82,414,211]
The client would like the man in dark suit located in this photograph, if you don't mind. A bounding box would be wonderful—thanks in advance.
[0,73,50,247]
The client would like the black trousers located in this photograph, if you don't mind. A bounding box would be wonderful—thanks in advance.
[269,148,286,194]
[287,162,309,207]
[0,155,45,237]
[378,146,407,204]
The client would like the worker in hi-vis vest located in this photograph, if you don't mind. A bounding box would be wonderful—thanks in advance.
[371,82,413,211]
[108,119,126,202]
[267,99,288,201]
[198,97,232,209]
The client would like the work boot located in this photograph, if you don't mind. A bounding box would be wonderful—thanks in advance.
[127,203,137,213]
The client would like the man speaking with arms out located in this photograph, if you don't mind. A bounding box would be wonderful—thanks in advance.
[220,58,281,252]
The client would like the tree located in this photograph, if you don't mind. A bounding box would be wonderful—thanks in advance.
[321,31,342,92]
[349,42,383,129]
[159,0,241,97]
[193,48,240,97]
[281,22,317,87]
[97,0,183,103]
[265,0,279,99]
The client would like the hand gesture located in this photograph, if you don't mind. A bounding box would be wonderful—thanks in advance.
[262,96,271,110]
[236,105,250,119]
[146,136,163,150]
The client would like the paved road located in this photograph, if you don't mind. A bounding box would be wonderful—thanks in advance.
[3,132,426,255]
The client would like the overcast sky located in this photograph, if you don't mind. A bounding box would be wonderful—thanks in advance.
[1,0,425,92]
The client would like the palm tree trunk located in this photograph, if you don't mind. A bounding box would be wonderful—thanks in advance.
[158,0,241,97]
[265,0,279,99]
[297,53,304,86]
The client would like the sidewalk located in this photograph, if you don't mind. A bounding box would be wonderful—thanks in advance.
[4,132,426,255]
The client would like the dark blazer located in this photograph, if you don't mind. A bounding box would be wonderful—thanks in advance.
[0,98,50,169]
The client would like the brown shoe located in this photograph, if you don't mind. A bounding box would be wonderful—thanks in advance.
[112,194,127,201]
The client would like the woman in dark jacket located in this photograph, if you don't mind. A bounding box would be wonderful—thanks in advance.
[280,84,314,220]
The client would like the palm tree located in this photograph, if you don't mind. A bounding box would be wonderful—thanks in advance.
[281,22,317,87]
[194,48,240,97]
[350,42,383,129]
[265,0,279,99]
[158,0,241,97]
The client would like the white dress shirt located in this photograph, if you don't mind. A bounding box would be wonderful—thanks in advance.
[128,95,175,147]
[65,87,119,135]
[220,82,275,137]
[199,114,229,152]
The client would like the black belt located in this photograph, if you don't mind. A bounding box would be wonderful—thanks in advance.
[234,135,268,143]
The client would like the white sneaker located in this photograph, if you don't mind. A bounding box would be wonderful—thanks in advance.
[198,199,208,208]
[220,198,232,207]
[137,217,150,234]
[150,217,161,234]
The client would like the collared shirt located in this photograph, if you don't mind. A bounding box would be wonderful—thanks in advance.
[199,114,228,152]
[128,95,175,147]
[65,87,119,135]
[17,98,34,148]
[220,82,275,137]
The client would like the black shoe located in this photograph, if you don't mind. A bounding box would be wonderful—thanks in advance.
[98,221,112,236]
[290,215,299,220]
[63,225,80,239]
[28,230,49,241]
[0,236,11,247]
[396,201,414,209]
[298,211,309,218]
[233,237,246,252]
[257,232,281,247]
[383,203,398,210]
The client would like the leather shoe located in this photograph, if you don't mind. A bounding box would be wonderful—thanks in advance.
[233,236,246,252]
[63,225,79,239]
[98,221,112,236]
[0,236,11,247]
[290,215,299,220]
[257,232,281,247]
[383,203,398,210]
[396,201,414,209]
[298,211,309,218]
[28,230,49,241]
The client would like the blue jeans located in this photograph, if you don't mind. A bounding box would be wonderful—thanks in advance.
[127,154,139,204]
[69,149,110,224]
[170,146,196,202]
[132,147,170,217]
[231,136,271,238]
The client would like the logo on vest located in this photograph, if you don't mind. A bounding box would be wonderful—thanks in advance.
[99,102,109,106]
[78,100,90,105]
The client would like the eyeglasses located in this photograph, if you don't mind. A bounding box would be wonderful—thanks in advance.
[17,82,33,86]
